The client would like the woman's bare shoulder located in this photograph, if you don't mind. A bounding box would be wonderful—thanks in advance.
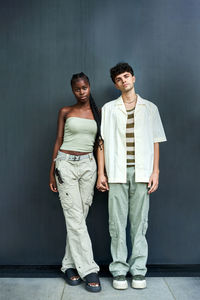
[59,105,75,116]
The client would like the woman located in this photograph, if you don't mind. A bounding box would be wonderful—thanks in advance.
[49,72,101,292]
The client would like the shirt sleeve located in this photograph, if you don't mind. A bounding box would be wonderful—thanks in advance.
[153,106,167,143]
[100,105,105,140]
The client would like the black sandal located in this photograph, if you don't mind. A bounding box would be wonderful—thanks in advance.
[85,273,101,293]
[64,268,82,286]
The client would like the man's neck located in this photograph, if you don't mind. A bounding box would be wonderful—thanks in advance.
[122,88,137,103]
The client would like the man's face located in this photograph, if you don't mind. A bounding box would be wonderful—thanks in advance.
[114,72,135,93]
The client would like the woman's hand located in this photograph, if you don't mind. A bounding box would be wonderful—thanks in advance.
[49,175,58,193]
[96,174,109,192]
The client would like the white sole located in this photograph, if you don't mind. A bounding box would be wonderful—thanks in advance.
[113,280,128,290]
[132,279,146,289]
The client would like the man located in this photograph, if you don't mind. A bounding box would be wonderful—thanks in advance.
[96,62,167,290]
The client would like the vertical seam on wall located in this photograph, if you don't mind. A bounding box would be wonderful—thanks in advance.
[163,277,177,300]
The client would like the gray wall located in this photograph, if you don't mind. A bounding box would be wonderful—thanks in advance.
[0,0,200,265]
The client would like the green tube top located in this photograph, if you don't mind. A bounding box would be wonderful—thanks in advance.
[60,117,97,152]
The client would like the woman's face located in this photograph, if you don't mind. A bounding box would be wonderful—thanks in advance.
[72,79,90,103]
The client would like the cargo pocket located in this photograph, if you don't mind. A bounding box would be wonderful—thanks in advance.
[109,221,118,238]
[55,168,64,184]
[58,190,73,211]
[142,219,148,235]
[55,159,66,184]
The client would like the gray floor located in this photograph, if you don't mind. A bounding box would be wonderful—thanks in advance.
[0,277,199,300]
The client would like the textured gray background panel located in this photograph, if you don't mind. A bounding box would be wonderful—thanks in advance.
[0,0,200,265]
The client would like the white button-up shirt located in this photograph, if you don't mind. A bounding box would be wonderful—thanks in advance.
[101,94,167,183]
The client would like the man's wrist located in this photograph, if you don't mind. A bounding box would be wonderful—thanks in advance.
[152,169,160,174]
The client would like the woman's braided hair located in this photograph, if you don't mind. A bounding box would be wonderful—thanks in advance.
[71,72,102,149]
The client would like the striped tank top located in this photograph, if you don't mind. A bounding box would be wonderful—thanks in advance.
[126,108,135,166]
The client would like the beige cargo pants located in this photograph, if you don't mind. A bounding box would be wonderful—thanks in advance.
[55,151,99,279]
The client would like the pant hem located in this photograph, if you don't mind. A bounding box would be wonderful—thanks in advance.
[82,267,100,279]
[61,265,76,273]
[110,271,128,277]
[130,271,147,277]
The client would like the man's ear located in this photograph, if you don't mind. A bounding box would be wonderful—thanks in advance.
[115,83,120,90]
[115,81,121,90]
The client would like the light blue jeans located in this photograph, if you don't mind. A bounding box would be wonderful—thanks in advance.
[108,167,149,277]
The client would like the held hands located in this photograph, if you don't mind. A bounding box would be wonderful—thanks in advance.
[96,174,109,192]
[148,171,159,194]
[49,175,58,193]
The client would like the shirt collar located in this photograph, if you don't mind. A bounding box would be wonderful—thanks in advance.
[136,94,146,105]
[115,94,146,106]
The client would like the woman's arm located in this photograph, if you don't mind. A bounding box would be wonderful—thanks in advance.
[96,142,109,192]
[49,107,68,192]
[148,142,159,194]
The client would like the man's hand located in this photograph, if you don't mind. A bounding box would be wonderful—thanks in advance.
[96,174,109,192]
[148,171,159,194]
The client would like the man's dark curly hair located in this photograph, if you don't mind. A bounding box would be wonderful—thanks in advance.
[110,62,134,83]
